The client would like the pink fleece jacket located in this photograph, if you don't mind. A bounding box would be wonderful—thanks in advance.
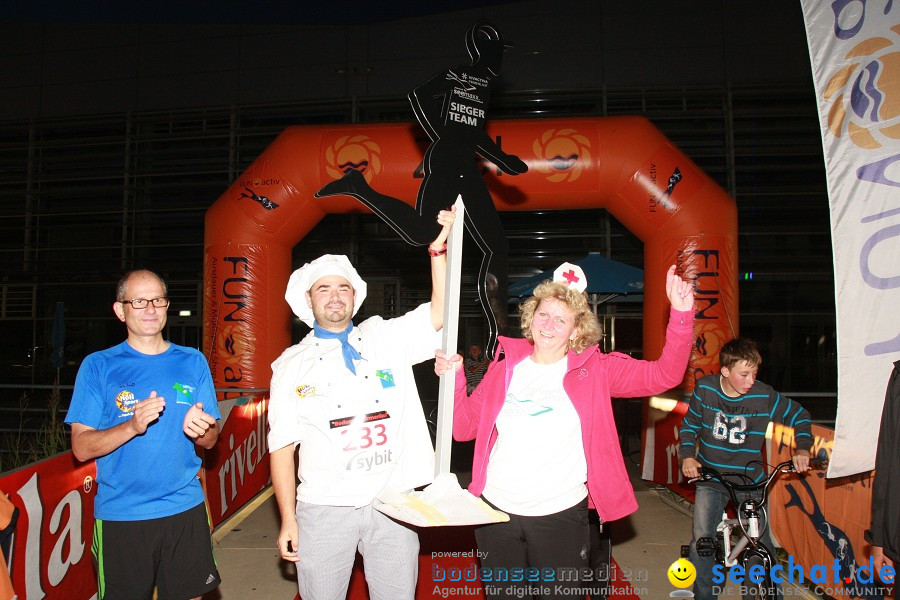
[453,307,694,522]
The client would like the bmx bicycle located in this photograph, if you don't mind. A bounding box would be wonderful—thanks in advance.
[687,459,821,600]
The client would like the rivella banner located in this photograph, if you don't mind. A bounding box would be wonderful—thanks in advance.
[205,393,270,525]
[800,2,900,477]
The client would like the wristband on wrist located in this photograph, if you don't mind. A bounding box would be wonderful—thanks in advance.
[428,243,447,257]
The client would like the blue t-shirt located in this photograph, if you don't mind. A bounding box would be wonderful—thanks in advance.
[65,341,221,521]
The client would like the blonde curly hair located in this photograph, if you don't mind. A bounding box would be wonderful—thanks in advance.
[519,280,602,353]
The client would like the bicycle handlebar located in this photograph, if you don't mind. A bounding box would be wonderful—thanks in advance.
[689,458,825,507]
[697,460,793,491]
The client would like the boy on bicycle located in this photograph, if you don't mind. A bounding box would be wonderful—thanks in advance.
[679,337,813,600]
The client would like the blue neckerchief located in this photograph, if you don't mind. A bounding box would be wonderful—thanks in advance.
[313,323,362,374]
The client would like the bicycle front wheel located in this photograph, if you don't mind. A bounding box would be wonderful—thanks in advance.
[741,553,778,600]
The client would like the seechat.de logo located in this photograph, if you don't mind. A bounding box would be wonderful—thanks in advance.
[324,135,383,182]
[531,128,591,183]
[823,25,900,150]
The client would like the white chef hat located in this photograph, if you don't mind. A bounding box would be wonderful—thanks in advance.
[284,254,368,327]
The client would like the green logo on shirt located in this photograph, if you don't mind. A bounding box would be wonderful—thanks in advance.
[173,382,194,405]
[504,393,553,416]
[375,369,395,389]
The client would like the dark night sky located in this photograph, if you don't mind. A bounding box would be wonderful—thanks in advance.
[4,1,518,25]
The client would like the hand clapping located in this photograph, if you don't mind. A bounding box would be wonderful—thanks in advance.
[183,402,216,439]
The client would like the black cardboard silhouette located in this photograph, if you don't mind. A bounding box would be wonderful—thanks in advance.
[316,21,527,358]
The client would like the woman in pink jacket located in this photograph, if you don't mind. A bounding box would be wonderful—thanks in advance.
[435,263,694,599]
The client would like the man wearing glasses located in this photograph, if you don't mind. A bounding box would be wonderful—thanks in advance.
[65,269,222,600]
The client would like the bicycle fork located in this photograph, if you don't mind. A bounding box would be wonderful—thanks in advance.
[716,512,752,567]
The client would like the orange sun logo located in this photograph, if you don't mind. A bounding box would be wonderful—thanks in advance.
[324,135,383,182]
[824,24,900,150]
[531,128,592,183]
[693,321,728,360]
[690,321,729,383]
[217,324,257,366]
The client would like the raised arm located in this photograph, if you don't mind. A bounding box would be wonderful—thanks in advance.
[666,264,695,312]
[607,265,694,396]
[408,70,453,141]
[429,205,457,330]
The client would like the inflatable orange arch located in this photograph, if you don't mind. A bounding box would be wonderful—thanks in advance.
[203,116,738,483]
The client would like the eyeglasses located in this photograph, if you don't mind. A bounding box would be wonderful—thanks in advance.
[120,297,170,309]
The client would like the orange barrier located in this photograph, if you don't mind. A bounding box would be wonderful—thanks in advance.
[203,116,739,486]
[770,425,892,598]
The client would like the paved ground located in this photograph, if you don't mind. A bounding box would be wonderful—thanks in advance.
[204,454,703,599]
[204,488,298,599]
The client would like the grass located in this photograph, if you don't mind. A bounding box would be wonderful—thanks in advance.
[0,376,69,473]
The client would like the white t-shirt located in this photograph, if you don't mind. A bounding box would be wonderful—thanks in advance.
[482,356,588,516]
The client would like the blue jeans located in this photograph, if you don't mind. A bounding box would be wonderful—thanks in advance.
[689,485,778,600]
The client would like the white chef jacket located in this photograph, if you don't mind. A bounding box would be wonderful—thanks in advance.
[268,303,440,507]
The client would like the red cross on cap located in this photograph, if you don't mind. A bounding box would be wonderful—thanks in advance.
[552,262,588,293]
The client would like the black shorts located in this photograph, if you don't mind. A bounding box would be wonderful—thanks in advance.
[92,501,221,600]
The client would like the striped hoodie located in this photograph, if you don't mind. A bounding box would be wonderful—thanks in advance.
[679,374,813,484]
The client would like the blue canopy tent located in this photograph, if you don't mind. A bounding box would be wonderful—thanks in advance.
[508,252,644,307]
[508,253,643,352]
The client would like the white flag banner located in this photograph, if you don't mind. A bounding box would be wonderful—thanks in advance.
[800,2,900,478]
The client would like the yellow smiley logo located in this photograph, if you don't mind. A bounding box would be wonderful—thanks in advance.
[667,558,696,588]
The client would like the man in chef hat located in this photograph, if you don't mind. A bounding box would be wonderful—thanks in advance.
[268,208,455,599]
